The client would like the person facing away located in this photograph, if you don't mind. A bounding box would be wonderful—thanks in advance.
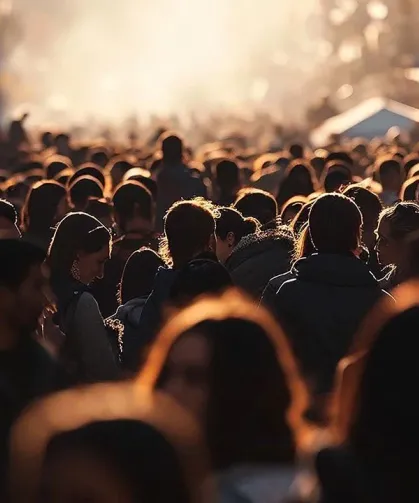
[154,133,207,231]
[127,199,218,372]
[0,199,21,239]
[139,292,311,503]
[91,181,157,318]
[68,175,104,212]
[48,212,119,384]
[106,248,164,371]
[377,158,404,207]
[213,159,241,206]
[376,201,419,290]
[317,303,419,503]
[21,180,68,251]
[0,240,60,493]
[269,193,388,401]
[10,386,209,503]
[234,188,279,229]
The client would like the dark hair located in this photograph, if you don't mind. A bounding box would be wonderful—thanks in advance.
[69,176,104,209]
[112,181,154,232]
[309,193,362,253]
[293,223,315,262]
[69,163,106,189]
[276,161,316,209]
[84,198,112,223]
[45,156,72,180]
[48,212,110,278]
[120,248,164,304]
[403,154,419,175]
[343,185,383,230]
[280,196,308,224]
[378,202,419,241]
[291,201,314,236]
[400,175,419,201]
[123,168,158,200]
[323,166,351,193]
[325,151,354,167]
[161,134,183,164]
[289,144,304,159]
[170,259,233,305]
[214,160,240,191]
[141,292,307,471]
[216,207,258,246]
[234,188,278,226]
[162,199,216,268]
[0,199,17,225]
[0,240,46,290]
[44,419,193,503]
[89,149,109,168]
[377,159,402,184]
[349,307,419,463]
[22,181,66,233]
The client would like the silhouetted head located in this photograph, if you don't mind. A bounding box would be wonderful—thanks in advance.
[112,181,155,234]
[140,292,307,470]
[84,198,113,229]
[0,199,20,239]
[215,207,259,263]
[45,156,72,180]
[161,134,184,164]
[276,161,316,209]
[309,193,362,254]
[48,212,111,285]
[0,240,47,339]
[69,176,104,211]
[344,185,382,249]
[162,199,216,269]
[400,175,419,202]
[22,181,67,234]
[234,188,278,227]
[376,202,419,267]
[323,162,352,193]
[377,158,403,191]
[120,248,164,304]
[214,160,240,193]
[281,196,308,225]
[69,163,106,189]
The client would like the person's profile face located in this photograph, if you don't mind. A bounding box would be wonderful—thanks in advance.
[375,219,399,266]
[77,243,110,284]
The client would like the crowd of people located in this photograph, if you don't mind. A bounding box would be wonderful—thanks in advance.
[1,116,419,502]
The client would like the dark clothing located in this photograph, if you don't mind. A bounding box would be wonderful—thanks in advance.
[270,254,386,395]
[225,229,293,299]
[22,229,53,253]
[0,336,62,494]
[125,267,178,372]
[155,162,207,231]
[92,232,158,318]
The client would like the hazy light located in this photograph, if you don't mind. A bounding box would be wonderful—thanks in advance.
[336,84,354,100]
[367,1,388,20]
[251,79,269,102]
[339,40,363,63]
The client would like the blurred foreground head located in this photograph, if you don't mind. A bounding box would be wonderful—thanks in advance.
[10,385,210,503]
[139,291,308,470]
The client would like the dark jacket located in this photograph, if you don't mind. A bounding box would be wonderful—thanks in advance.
[0,336,62,493]
[271,253,387,395]
[125,267,179,372]
[225,229,294,299]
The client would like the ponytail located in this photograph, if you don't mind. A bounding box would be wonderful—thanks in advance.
[216,207,259,246]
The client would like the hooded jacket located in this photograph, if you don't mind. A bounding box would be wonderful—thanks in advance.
[226,229,294,299]
[272,253,387,395]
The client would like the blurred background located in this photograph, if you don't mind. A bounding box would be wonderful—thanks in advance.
[1,0,419,132]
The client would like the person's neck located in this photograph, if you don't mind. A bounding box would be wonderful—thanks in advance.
[124,218,153,236]
[0,320,19,351]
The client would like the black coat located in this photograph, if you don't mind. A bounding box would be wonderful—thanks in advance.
[271,253,388,395]
[225,229,294,299]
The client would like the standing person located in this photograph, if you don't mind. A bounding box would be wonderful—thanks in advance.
[343,185,383,278]
[276,161,317,210]
[0,199,21,239]
[377,158,403,207]
[139,292,310,503]
[0,240,58,493]
[234,188,279,229]
[128,199,217,372]
[270,194,387,411]
[21,180,67,251]
[376,201,419,289]
[213,160,241,206]
[154,134,207,231]
[92,181,157,318]
[318,295,419,503]
[48,212,119,384]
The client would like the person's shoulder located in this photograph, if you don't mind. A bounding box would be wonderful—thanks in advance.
[76,291,101,312]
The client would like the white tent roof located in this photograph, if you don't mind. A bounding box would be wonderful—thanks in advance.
[310,97,419,146]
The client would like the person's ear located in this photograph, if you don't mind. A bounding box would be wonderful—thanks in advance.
[227,231,235,248]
